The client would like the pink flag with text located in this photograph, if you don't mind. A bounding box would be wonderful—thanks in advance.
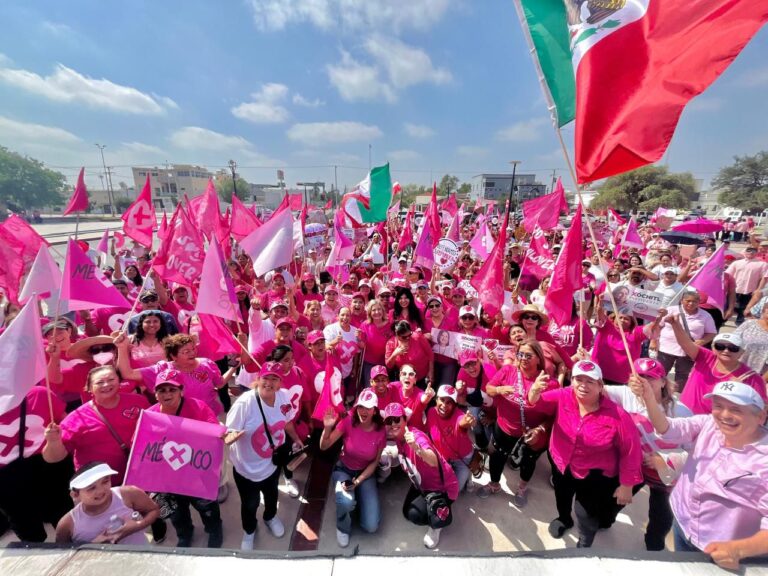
[689,244,726,310]
[311,352,344,421]
[545,204,584,325]
[230,194,261,241]
[196,242,240,323]
[121,174,156,248]
[19,245,61,302]
[471,207,509,316]
[0,300,46,413]
[62,167,89,216]
[153,204,206,287]
[124,410,225,500]
[522,177,569,233]
[525,223,555,280]
[61,238,130,311]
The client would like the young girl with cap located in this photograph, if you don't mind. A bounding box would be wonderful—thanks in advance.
[606,359,692,550]
[633,378,768,570]
[382,402,459,549]
[528,359,643,548]
[55,462,159,545]
[320,389,387,547]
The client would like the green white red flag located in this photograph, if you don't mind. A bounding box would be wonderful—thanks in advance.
[340,163,392,227]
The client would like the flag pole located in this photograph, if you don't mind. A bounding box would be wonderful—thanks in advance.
[35,294,57,422]
[74,213,81,241]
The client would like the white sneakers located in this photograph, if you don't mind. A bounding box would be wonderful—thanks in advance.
[285,478,300,498]
[424,527,442,549]
[336,529,350,548]
[241,531,255,550]
[265,516,285,538]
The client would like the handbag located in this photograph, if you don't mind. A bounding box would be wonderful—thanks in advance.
[255,392,292,468]
[151,492,179,520]
[416,430,453,528]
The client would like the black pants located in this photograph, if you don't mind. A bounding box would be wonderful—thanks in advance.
[489,424,543,483]
[551,465,622,532]
[0,455,73,542]
[704,307,725,335]
[233,466,280,534]
[169,494,222,544]
[402,485,452,529]
[214,357,233,412]
[734,293,753,324]
[644,483,674,551]
[656,352,694,394]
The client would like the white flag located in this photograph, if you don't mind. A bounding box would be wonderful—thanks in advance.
[0,301,47,413]
[239,206,294,277]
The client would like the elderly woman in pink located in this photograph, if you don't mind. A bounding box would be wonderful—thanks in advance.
[528,360,643,548]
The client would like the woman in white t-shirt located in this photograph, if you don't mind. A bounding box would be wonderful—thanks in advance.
[226,362,305,550]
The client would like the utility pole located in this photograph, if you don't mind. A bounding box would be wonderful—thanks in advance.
[508,160,521,216]
[95,143,115,216]
[228,159,238,199]
[333,165,338,209]
[551,168,557,193]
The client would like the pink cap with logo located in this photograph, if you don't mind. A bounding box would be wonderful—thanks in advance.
[633,358,666,380]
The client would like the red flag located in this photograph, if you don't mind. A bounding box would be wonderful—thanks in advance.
[689,244,727,311]
[392,181,402,196]
[121,174,156,248]
[525,222,555,280]
[0,227,25,303]
[275,194,290,214]
[1,214,49,273]
[154,203,205,286]
[471,207,509,317]
[545,204,584,325]
[607,208,626,230]
[574,2,768,182]
[230,194,261,242]
[288,193,303,211]
[312,351,344,420]
[522,177,568,233]
[62,167,89,216]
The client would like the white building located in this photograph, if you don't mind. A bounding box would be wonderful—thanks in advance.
[131,164,212,211]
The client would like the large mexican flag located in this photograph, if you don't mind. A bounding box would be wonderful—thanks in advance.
[516,0,768,183]
[340,163,392,226]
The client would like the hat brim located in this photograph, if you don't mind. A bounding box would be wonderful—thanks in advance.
[67,335,115,362]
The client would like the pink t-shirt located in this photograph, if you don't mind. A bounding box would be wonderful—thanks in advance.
[680,347,768,415]
[360,321,393,364]
[396,428,459,500]
[92,306,132,335]
[488,365,559,436]
[140,359,224,414]
[129,340,166,368]
[547,317,593,358]
[384,332,434,381]
[658,309,716,357]
[392,382,428,429]
[372,382,401,411]
[592,323,651,383]
[0,387,65,468]
[147,396,219,424]
[337,414,387,471]
[424,407,473,460]
[726,258,768,294]
[61,393,150,484]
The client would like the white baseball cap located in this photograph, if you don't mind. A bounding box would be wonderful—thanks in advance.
[713,332,744,349]
[571,360,603,381]
[69,462,118,490]
[703,381,765,410]
[437,385,458,402]
[355,389,379,409]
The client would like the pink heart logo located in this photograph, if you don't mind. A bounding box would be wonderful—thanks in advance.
[436,506,450,521]
[483,339,499,351]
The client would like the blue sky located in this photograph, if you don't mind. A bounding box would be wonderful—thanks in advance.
[0,0,766,194]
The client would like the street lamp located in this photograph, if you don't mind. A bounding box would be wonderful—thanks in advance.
[507,160,521,215]
[228,159,238,199]
[95,143,115,216]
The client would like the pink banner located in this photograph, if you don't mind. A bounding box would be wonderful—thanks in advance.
[124,410,225,500]
[525,223,555,280]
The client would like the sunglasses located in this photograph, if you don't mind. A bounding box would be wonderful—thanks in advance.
[400,333,412,340]
[516,352,534,360]
[520,314,540,321]
[378,294,390,299]
[401,371,416,377]
[140,296,158,303]
[88,344,115,355]
[156,386,180,394]
[384,417,402,425]
[460,315,475,320]
[714,342,741,353]
[428,303,441,309]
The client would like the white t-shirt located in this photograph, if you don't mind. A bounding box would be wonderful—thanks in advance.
[227,389,292,482]
[323,322,360,378]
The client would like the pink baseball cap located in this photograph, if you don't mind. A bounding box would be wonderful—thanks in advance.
[382,403,405,419]
[355,389,379,409]
[302,273,315,282]
[370,365,389,380]
[156,369,184,388]
[324,285,339,294]
[453,287,466,296]
[275,317,294,328]
[459,350,479,366]
[306,330,325,344]
[634,358,667,380]
[259,361,283,379]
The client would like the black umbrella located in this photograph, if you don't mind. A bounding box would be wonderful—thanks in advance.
[659,231,706,245]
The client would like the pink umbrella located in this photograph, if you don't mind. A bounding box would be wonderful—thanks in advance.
[671,217,723,234]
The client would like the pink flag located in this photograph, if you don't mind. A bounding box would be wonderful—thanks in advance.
[124,410,226,500]
[388,198,401,217]
[469,221,492,260]
[522,177,569,233]
[426,183,442,247]
[193,180,227,243]
[157,212,169,241]
[62,167,89,216]
[230,194,261,242]
[196,242,240,323]
[0,227,27,304]
[323,199,333,210]
[442,193,458,217]
[607,208,626,230]
[121,174,156,248]
[688,244,726,310]
[445,211,460,242]
[19,245,61,302]
[326,212,356,278]
[621,217,645,249]
[471,207,509,317]
[545,204,584,325]
[96,229,110,254]
[60,239,129,311]
[1,214,50,272]
[398,206,414,251]
[288,193,303,211]
[312,352,344,421]
[0,300,46,413]
[154,204,205,287]
[239,204,293,277]
[194,313,241,360]
[525,222,555,280]
[413,215,436,270]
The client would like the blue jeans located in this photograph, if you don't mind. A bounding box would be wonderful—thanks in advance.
[449,454,474,492]
[673,520,700,552]
[332,464,380,535]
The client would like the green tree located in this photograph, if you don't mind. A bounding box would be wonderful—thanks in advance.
[400,183,428,207]
[713,152,768,213]
[457,182,471,197]
[589,166,696,212]
[0,146,67,210]
[438,174,459,196]
[215,176,251,202]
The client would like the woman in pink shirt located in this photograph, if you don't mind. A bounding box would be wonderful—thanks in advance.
[423,296,460,386]
[389,287,424,331]
[295,272,322,312]
[455,305,489,339]
[128,311,170,369]
[320,389,387,548]
[392,364,435,428]
[384,321,434,386]
[636,378,768,570]
[360,300,393,384]
[481,340,559,506]
[528,360,643,548]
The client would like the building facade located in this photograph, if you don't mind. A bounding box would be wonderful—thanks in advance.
[131,164,212,211]
[470,173,548,206]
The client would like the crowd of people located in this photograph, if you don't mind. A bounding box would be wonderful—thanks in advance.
[1,208,767,571]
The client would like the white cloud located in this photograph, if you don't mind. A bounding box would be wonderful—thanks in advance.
[327,50,396,103]
[0,53,11,67]
[0,62,176,115]
[120,142,166,156]
[456,145,489,157]
[387,149,421,162]
[232,82,290,124]
[41,21,75,37]
[292,93,324,107]
[247,0,452,33]
[365,36,451,89]
[738,67,768,87]
[687,96,723,112]
[0,115,81,144]
[404,123,434,139]
[495,118,548,142]
[169,127,252,151]
[286,121,382,145]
